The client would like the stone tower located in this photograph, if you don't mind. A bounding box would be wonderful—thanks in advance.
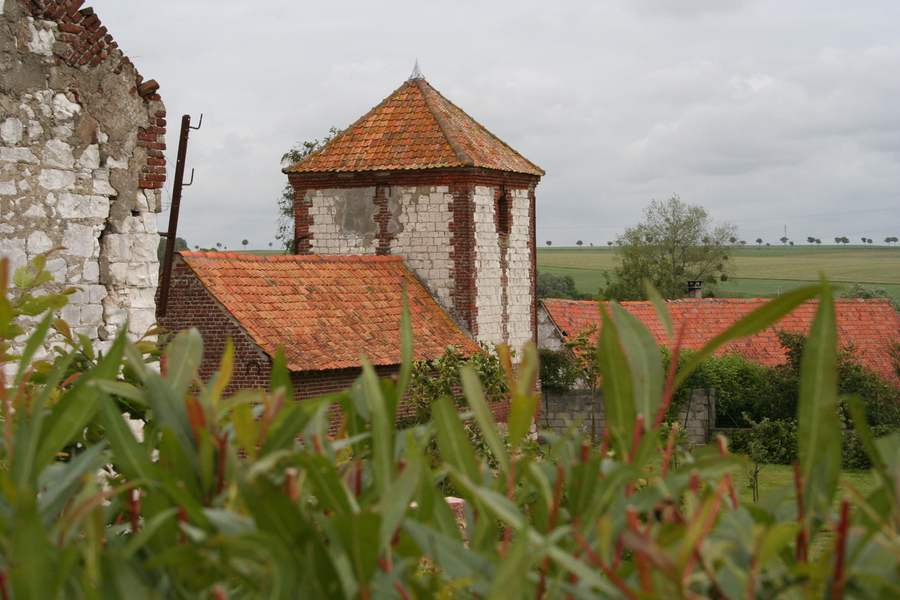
[283,72,543,351]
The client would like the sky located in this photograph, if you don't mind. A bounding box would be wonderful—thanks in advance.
[88,0,899,250]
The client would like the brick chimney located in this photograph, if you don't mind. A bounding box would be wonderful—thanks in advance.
[687,280,703,299]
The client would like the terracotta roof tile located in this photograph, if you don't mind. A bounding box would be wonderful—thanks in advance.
[283,78,544,176]
[542,298,900,384]
[179,251,479,371]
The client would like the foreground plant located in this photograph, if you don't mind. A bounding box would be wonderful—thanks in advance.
[1,255,899,598]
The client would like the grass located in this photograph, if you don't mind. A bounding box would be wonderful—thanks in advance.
[538,245,900,299]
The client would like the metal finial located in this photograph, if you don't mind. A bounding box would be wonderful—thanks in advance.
[408,60,425,81]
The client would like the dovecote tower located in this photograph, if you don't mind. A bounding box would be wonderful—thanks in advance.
[283,70,543,350]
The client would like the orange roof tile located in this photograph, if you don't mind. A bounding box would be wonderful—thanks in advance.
[283,77,544,176]
[541,298,900,384]
[179,251,480,371]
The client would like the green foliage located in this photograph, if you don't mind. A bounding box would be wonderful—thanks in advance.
[537,348,578,396]
[839,282,900,312]
[276,126,341,253]
[604,194,738,300]
[156,236,188,270]
[536,271,594,300]
[9,256,900,598]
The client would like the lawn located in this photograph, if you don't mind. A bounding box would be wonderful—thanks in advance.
[538,245,900,299]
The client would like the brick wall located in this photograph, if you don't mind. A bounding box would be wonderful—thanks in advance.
[287,168,540,352]
[156,258,514,431]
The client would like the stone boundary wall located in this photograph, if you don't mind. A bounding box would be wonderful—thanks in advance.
[541,388,716,444]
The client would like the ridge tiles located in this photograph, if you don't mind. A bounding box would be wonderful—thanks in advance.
[178,251,478,371]
[542,297,900,384]
[284,78,543,176]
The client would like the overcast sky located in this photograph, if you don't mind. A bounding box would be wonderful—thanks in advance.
[89,0,899,250]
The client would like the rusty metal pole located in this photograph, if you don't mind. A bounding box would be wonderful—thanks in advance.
[158,114,194,317]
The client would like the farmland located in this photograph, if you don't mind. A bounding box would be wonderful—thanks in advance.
[537,245,900,299]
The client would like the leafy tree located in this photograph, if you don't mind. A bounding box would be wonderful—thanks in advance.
[739,240,747,247]
[603,195,737,300]
[756,237,763,248]
[607,241,613,247]
[537,272,593,300]
[766,242,771,247]
[156,236,188,271]
[729,236,737,244]
[546,240,552,247]
[834,236,841,246]
[780,236,789,246]
[277,127,341,253]
[816,238,821,246]
[885,236,898,246]
[576,240,583,247]
[789,241,794,246]
[807,236,815,245]
[241,239,249,250]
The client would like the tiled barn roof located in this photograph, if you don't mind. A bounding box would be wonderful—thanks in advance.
[177,251,479,371]
[541,297,900,384]
[283,77,544,176]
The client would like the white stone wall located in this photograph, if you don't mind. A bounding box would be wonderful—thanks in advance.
[389,186,454,309]
[307,187,379,254]
[506,189,533,350]
[473,186,533,352]
[473,186,503,343]
[1,7,163,354]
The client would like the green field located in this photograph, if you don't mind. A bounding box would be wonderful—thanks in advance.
[538,245,900,299]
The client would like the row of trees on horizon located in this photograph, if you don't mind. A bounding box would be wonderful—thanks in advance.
[544,235,900,248]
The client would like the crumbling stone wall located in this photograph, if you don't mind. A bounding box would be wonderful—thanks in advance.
[0,0,165,351]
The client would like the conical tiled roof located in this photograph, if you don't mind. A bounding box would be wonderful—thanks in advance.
[284,78,544,176]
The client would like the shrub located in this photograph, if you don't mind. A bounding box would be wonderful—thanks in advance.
[6,255,900,598]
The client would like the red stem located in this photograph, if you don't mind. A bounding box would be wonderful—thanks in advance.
[627,508,652,593]
[831,499,851,600]
[661,422,679,477]
[793,463,808,563]
[628,414,644,462]
[654,322,687,429]
[573,531,641,600]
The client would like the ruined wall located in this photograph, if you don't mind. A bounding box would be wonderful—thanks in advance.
[289,169,540,353]
[0,0,165,351]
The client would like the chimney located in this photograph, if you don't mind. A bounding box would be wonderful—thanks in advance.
[687,280,703,299]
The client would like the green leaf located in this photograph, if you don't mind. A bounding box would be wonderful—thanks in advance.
[361,358,393,496]
[460,365,510,473]
[14,312,53,387]
[300,453,358,515]
[9,488,56,599]
[162,328,203,398]
[269,346,295,403]
[487,528,536,599]
[611,303,663,427]
[378,451,422,551]
[797,282,841,515]
[432,395,480,483]
[37,441,108,525]
[645,282,674,339]
[99,395,155,482]
[596,302,635,456]
[34,333,127,473]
